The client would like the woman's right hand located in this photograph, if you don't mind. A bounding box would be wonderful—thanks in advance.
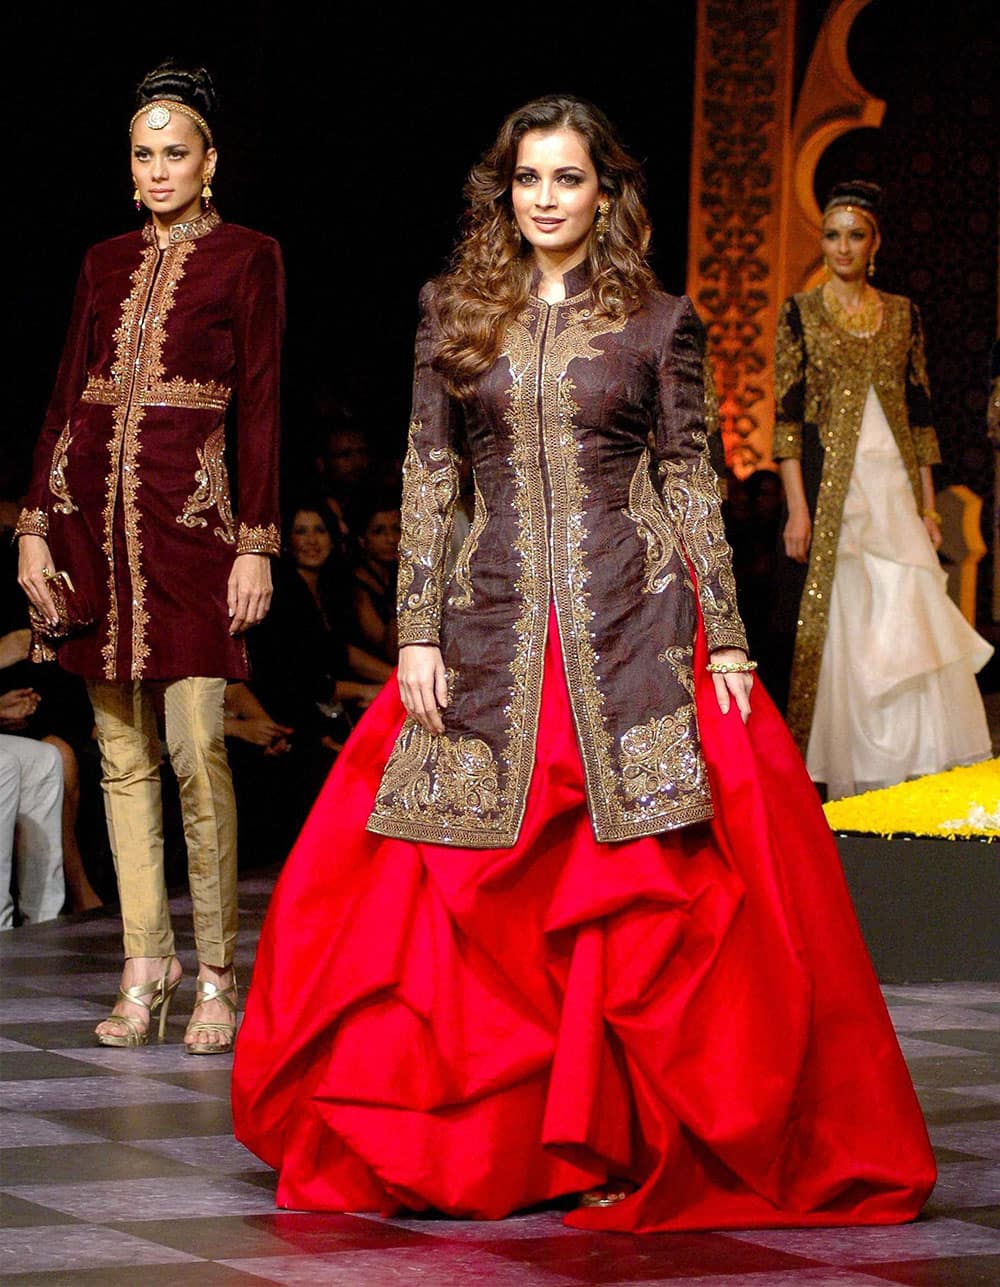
[397,644,448,734]
[17,535,59,625]
[783,509,813,564]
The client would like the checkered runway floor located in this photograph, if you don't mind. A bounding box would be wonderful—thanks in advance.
[2,875,998,1285]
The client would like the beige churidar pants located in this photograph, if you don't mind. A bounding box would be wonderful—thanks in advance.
[87,678,237,964]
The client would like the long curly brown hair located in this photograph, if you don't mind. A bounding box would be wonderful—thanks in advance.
[433,95,657,397]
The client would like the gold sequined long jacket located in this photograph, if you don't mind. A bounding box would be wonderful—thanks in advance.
[16,211,284,682]
[367,268,747,849]
[772,287,940,752]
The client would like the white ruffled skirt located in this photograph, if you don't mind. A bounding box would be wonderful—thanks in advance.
[807,386,993,799]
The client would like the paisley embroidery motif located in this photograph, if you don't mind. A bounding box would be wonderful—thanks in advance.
[619,704,706,813]
[624,448,677,594]
[374,722,501,829]
[448,474,488,610]
[49,422,78,515]
[176,423,236,544]
[396,419,461,645]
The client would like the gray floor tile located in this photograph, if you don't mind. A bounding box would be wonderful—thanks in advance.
[896,1035,983,1059]
[356,1209,585,1241]
[929,1122,1000,1160]
[885,1006,1000,1032]
[729,1217,1000,1263]
[0,1223,200,1274]
[3,1175,285,1220]
[0,1111,108,1148]
[128,1134,273,1174]
[931,1161,1000,1207]
[38,1100,232,1141]
[221,1245,584,1284]
[0,998,110,1023]
[1,1076,220,1112]
[0,1140,206,1185]
[0,1191,82,1227]
[0,1051,107,1081]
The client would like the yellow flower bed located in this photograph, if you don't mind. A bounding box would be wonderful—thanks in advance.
[823,758,1000,839]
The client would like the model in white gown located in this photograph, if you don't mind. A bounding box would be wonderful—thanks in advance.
[807,386,993,798]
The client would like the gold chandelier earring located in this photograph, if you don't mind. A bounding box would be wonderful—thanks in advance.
[867,252,876,279]
[201,172,214,204]
[596,200,611,244]
[132,182,141,211]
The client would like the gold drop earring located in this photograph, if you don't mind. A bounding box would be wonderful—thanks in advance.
[867,252,876,279]
[596,200,611,244]
[201,172,214,204]
[133,180,141,211]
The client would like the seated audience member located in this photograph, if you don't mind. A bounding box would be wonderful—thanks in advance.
[232,505,385,863]
[352,494,401,666]
[1,691,65,927]
[316,423,373,548]
[0,537,103,912]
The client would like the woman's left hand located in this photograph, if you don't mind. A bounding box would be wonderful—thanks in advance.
[228,554,273,634]
[923,515,942,551]
[709,648,753,724]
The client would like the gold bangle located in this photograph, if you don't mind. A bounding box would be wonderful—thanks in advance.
[706,660,758,674]
[922,508,942,525]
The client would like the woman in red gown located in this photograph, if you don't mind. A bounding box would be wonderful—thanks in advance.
[232,96,935,1232]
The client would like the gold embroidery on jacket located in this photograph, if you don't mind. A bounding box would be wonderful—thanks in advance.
[658,644,695,698]
[658,453,746,653]
[14,507,48,538]
[236,522,280,555]
[49,423,78,515]
[374,722,500,826]
[781,290,927,750]
[397,419,461,645]
[100,242,195,678]
[543,311,710,837]
[448,474,488,609]
[370,312,548,845]
[619,703,705,813]
[176,423,236,544]
[624,448,677,593]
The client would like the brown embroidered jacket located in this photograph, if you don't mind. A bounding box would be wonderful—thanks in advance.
[16,211,284,682]
[772,286,940,751]
[367,267,747,848]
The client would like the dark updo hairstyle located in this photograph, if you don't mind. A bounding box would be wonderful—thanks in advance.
[823,179,883,230]
[135,61,217,147]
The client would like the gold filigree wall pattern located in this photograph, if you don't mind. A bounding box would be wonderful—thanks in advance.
[688,0,883,469]
[687,0,793,475]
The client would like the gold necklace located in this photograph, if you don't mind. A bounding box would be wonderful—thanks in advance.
[822,281,882,337]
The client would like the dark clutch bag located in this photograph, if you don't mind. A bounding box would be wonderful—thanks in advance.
[28,569,97,662]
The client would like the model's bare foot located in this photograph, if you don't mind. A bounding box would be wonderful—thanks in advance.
[95,956,182,1044]
[184,963,237,1053]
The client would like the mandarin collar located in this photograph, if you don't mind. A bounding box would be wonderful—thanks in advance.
[529,260,592,303]
[141,206,222,247]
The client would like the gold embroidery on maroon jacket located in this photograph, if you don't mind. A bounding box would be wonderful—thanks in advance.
[236,522,280,555]
[99,241,195,679]
[396,420,461,645]
[49,423,78,515]
[177,423,236,544]
[14,507,48,538]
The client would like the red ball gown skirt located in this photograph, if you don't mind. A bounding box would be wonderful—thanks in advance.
[232,610,935,1232]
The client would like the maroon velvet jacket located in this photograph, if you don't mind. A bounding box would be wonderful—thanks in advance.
[17,210,284,682]
[367,267,747,848]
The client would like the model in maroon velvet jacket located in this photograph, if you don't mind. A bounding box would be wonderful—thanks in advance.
[17,63,282,1057]
[16,205,283,682]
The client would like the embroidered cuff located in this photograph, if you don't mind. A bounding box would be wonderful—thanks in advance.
[772,426,802,461]
[236,522,280,556]
[706,623,749,654]
[14,507,48,538]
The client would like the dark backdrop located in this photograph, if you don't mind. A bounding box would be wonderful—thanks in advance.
[10,1,698,492]
[11,1,998,539]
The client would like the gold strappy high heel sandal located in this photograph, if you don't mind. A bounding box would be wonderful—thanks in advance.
[184,973,238,1055]
[96,960,181,1048]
